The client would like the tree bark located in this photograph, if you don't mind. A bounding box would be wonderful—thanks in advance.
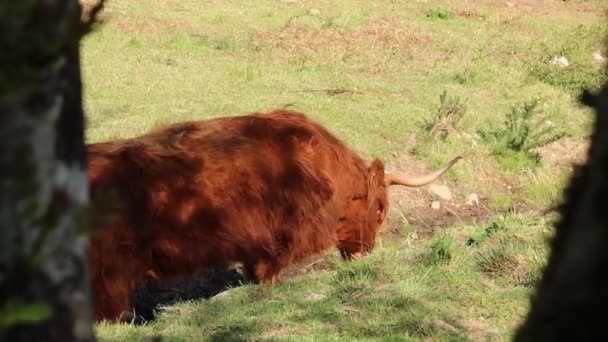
[514,50,608,339]
[0,1,102,340]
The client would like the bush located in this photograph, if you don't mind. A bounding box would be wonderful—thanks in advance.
[467,220,508,246]
[477,98,566,169]
[426,8,452,20]
[426,233,455,265]
[422,90,467,140]
[529,60,608,94]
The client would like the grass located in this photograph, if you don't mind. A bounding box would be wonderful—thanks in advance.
[525,23,608,93]
[426,8,453,21]
[477,98,568,172]
[425,231,455,265]
[96,213,549,341]
[83,0,606,340]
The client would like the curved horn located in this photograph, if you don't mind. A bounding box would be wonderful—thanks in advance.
[384,156,463,187]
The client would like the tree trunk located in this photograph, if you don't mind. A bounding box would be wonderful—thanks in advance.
[514,54,608,339]
[0,1,102,340]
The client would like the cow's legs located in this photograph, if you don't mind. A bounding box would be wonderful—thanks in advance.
[254,259,280,285]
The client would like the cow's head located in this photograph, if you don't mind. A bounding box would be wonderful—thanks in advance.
[337,155,462,261]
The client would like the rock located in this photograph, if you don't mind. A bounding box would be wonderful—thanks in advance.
[309,8,320,16]
[466,193,479,206]
[593,51,606,64]
[428,184,453,201]
[550,55,569,68]
[431,201,441,210]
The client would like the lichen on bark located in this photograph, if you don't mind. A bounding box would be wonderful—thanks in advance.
[0,0,104,340]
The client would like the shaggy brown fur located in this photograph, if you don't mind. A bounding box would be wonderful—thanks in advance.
[87,109,460,321]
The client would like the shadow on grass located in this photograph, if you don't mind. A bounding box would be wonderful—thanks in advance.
[179,276,468,340]
[208,323,257,342]
[298,295,468,340]
[126,260,467,340]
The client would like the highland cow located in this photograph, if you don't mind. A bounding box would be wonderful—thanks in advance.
[87,109,461,321]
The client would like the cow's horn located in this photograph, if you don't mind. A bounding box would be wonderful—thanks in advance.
[384,156,462,187]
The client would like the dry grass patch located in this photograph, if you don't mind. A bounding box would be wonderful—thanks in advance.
[460,317,501,342]
[91,0,195,35]
[533,137,590,173]
[465,0,605,18]
[476,233,546,288]
[252,16,435,60]
[112,14,194,35]
[262,325,312,339]
[456,9,487,21]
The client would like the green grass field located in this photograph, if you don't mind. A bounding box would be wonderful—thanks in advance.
[86,0,608,340]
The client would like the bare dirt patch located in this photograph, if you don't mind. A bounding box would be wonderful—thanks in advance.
[383,140,494,238]
[401,204,492,238]
[534,137,590,173]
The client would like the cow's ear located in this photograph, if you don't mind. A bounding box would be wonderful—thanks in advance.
[367,158,385,190]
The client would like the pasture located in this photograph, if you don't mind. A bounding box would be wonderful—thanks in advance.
[86,0,607,340]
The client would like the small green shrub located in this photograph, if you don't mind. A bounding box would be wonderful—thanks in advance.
[467,220,508,246]
[422,90,467,140]
[477,98,566,169]
[426,233,455,265]
[426,8,452,20]
[529,60,608,93]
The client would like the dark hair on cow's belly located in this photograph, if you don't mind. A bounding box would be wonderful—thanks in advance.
[128,264,252,324]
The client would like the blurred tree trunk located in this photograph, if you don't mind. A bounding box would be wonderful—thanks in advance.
[0,1,102,340]
[514,59,608,339]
